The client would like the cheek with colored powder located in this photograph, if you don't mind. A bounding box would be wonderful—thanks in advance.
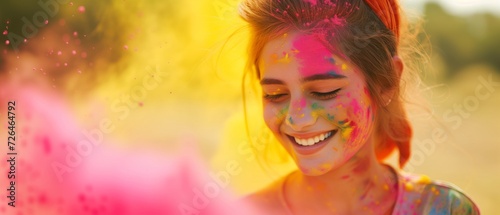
[309,102,345,126]
[265,103,295,130]
[341,91,375,147]
[337,119,355,141]
[323,102,348,126]
[310,102,325,119]
[311,100,361,147]
[276,104,290,126]
[317,95,373,145]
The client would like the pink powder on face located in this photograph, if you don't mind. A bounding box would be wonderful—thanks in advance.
[292,34,342,77]
[349,99,363,118]
[299,98,307,108]
[344,98,372,145]
[292,98,307,110]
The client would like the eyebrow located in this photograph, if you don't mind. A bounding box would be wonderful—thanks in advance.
[302,72,346,82]
[260,72,346,85]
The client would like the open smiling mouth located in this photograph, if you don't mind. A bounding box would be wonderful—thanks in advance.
[287,129,338,147]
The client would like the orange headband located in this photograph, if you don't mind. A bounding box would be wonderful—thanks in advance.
[363,0,401,41]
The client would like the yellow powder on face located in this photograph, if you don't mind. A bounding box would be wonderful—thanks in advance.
[341,63,348,70]
[311,111,320,119]
[270,52,291,64]
[341,126,353,140]
[276,53,291,63]
[361,91,371,108]
[270,53,279,64]
[383,184,389,190]
[321,163,331,170]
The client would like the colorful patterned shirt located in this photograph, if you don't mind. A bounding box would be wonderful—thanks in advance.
[392,171,480,215]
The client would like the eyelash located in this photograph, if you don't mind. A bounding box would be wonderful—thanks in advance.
[263,94,287,102]
[263,88,341,102]
[311,88,341,100]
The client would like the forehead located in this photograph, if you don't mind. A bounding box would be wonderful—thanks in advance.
[260,33,330,59]
[259,33,349,77]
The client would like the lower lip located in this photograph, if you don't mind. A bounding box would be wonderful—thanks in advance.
[288,130,338,156]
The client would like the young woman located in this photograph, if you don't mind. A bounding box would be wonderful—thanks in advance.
[238,0,480,214]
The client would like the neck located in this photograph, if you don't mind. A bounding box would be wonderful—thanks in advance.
[284,139,398,214]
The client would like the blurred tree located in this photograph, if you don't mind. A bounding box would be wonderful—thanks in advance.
[423,2,500,79]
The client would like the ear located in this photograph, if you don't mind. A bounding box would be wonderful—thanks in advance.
[380,56,404,106]
[393,55,404,78]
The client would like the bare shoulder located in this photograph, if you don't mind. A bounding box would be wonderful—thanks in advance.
[241,177,288,214]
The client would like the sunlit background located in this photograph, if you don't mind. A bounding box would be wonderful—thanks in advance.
[1,0,499,214]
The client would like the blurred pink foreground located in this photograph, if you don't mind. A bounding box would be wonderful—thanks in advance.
[0,85,256,215]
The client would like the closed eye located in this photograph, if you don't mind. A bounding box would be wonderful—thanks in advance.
[263,93,288,102]
[310,88,341,100]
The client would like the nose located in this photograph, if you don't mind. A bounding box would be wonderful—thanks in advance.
[285,98,317,131]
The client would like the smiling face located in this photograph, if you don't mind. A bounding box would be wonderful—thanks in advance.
[258,33,376,176]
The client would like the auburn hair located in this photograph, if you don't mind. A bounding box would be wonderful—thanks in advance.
[239,0,413,167]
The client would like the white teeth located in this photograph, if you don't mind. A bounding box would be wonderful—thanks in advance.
[319,134,325,141]
[293,131,333,146]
